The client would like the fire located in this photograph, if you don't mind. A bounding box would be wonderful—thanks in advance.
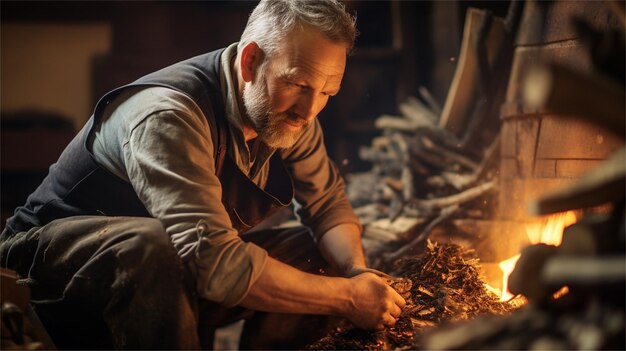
[498,254,520,301]
[524,211,577,246]
[497,211,577,301]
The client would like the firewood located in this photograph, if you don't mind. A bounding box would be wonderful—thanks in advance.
[388,133,414,205]
[411,147,450,171]
[472,134,500,181]
[542,256,626,286]
[383,205,459,262]
[440,172,476,190]
[438,8,507,138]
[353,203,387,226]
[410,158,431,176]
[358,145,396,163]
[426,175,449,188]
[410,180,496,211]
[399,97,438,126]
[508,244,560,302]
[364,225,400,243]
[435,136,499,190]
[388,190,406,222]
[422,290,625,351]
[418,86,443,116]
[375,115,423,131]
[421,135,479,170]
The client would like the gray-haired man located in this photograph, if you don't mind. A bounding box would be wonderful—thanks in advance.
[0,0,405,348]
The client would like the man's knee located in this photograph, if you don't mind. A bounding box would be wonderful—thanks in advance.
[126,217,170,250]
[111,217,178,269]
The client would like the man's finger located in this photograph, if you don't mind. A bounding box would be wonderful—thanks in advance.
[390,303,402,318]
[358,267,395,280]
[384,313,397,327]
[392,290,407,309]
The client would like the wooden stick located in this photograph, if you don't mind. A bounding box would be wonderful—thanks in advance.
[422,136,479,170]
[400,96,438,125]
[410,180,496,211]
[418,86,443,116]
[439,136,500,190]
[384,204,459,262]
[542,256,626,285]
[375,115,425,131]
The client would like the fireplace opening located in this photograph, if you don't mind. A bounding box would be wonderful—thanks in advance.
[309,1,625,349]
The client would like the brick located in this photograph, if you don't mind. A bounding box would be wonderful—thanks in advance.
[522,178,573,215]
[500,121,517,157]
[534,159,556,178]
[500,157,518,179]
[536,116,622,159]
[517,118,540,178]
[556,159,603,178]
[498,177,573,221]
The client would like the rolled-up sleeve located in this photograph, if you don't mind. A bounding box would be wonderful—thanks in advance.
[123,104,267,307]
[280,119,361,241]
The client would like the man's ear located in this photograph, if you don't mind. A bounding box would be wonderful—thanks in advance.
[240,42,264,83]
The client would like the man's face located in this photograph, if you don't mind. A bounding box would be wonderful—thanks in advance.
[243,26,347,148]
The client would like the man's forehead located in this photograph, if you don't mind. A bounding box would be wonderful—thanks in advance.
[281,65,344,83]
[271,26,347,75]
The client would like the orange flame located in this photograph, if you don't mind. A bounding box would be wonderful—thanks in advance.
[498,211,577,301]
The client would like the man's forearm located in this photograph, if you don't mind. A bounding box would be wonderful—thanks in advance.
[240,257,352,315]
[239,255,406,331]
[317,223,366,276]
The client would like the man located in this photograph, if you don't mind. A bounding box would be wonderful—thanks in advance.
[0,0,405,349]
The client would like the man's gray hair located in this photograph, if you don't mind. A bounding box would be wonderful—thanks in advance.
[238,0,357,58]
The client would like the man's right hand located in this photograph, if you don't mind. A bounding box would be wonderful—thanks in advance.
[345,272,406,330]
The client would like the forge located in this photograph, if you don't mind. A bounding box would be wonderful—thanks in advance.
[316,1,625,349]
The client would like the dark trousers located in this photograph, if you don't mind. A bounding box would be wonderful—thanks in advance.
[0,216,336,350]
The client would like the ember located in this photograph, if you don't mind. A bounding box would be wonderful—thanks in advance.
[305,241,515,350]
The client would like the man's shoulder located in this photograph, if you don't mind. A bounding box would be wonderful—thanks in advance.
[115,86,205,119]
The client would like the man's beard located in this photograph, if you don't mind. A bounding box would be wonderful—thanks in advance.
[242,68,311,149]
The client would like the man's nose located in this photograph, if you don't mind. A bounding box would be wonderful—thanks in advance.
[295,93,326,122]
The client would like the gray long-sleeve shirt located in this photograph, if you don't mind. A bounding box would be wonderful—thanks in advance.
[89,43,360,306]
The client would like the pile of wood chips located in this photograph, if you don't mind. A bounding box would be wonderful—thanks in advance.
[306,240,515,350]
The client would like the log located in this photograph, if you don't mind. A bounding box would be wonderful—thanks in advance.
[410,180,496,211]
[421,136,479,170]
[375,115,424,131]
[399,96,438,125]
[353,203,387,226]
[383,204,459,262]
[542,256,626,285]
[409,139,451,171]
[388,133,414,203]
[439,8,507,137]
[440,135,500,190]
[418,86,443,117]
[508,244,559,302]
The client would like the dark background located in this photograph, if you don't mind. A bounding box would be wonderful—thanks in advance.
[0,0,510,224]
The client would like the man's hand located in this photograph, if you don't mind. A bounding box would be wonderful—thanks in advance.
[345,272,406,330]
[345,266,393,280]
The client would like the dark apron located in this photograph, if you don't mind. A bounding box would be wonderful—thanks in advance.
[218,153,293,233]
